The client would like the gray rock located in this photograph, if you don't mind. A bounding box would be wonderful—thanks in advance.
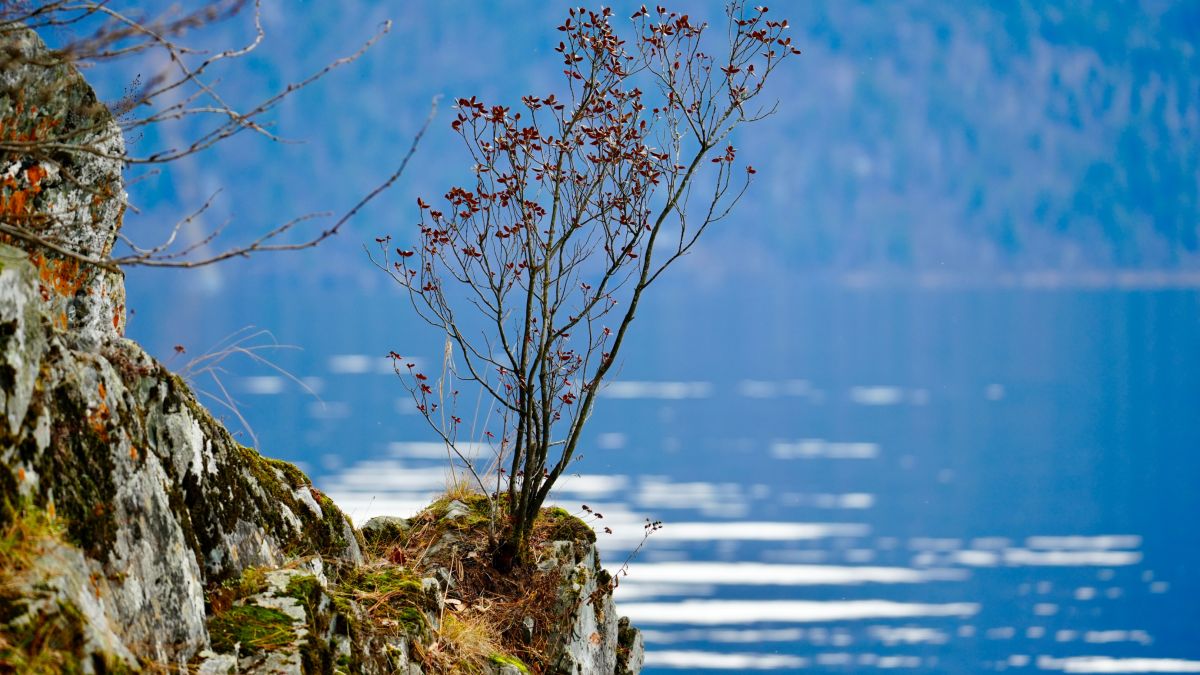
[541,540,644,675]
[361,515,411,548]
[0,242,366,668]
[0,246,46,436]
[196,651,238,674]
[0,27,127,351]
[444,499,472,520]
[616,617,645,675]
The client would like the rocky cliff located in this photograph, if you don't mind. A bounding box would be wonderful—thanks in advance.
[0,26,642,674]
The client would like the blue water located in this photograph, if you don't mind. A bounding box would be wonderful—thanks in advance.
[36,0,1199,669]
[129,277,1200,673]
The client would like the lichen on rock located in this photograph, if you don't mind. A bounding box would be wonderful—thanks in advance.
[0,26,127,351]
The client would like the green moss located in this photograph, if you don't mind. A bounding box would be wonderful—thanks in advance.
[360,517,410,552]
[616,617,640,674]
[394,606,428,634]
[42,378,120,560]
[334,566,432,638]
[284,574,320,606]
[540,506,595,545]
[350,567,423,596]
[0,505,93,671]
[299,630,333,675]
[208,605,294,655]
[316,494,349,551]
[0,598,114,674]
[280,574,337,674]
[489,652,531,673]
[0,502,63,571]
[263,457,308,489]
[207,566,268,615]
[424,492,497,521]
[0,468,24,535]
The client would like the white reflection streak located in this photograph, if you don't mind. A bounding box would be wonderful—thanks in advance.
[621,599,979,625]
[323,461,448,491]
[1026,535,1142,550]
[388,441,493,459]
[241,375,285,394]
[621,562,966,586]
[647,650,807,669]
[641,628,807,645]
[328,354,373,374]
[1038,656,1200,673]
[1004,549,1142,566]
[329,495,435,524]
[551,474,630,497]
[616,522,869,544]
[600,381,713,399]
[870,626,949,645]
[771,439,880,459]
[612,584,718,600]
[850,386,905,405]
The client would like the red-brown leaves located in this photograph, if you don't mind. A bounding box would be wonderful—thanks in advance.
[375,3,798,556]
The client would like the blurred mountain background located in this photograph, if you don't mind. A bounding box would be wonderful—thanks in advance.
[41,0,1197,297]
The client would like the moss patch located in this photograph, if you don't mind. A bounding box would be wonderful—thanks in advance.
[43,376,120,560]
[284,574,320,606]
[206,566,267,615]
[540,507,595,545]
[0,599,89,674]
[333,566,432,638]
[489,652,531,673]
[208,605,294,655]
[0,506,132,672]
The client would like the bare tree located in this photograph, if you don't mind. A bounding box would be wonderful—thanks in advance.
[374,2,799,567]
[0,0,429,272]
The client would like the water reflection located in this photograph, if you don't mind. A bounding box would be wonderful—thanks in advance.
[323,435,1175,673]
[199,286,1200,674]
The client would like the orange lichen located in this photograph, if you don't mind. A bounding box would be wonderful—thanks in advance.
[25,165,46,185]
[129,446,138,461]
[0,99,59,218]
[86,382,110,440]
[0,171,42,217]
[16,467,25,482]
[29,252,86,299]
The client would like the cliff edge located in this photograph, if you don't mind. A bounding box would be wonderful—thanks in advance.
[0,26,642,674]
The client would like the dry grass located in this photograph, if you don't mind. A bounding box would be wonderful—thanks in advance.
[174,326,320,449]
[426,611,507,674]
[442,472,484,505]
[369,491,593,673]
[0,504,83,672]
[0,503,63,573]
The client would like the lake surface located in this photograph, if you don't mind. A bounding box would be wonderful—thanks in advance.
[131,279,1200,673]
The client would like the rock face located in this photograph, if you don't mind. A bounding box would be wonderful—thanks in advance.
[0,23,641,675]
[0,241,365,671]
[539,541,645,675]
[0,26,127,350]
